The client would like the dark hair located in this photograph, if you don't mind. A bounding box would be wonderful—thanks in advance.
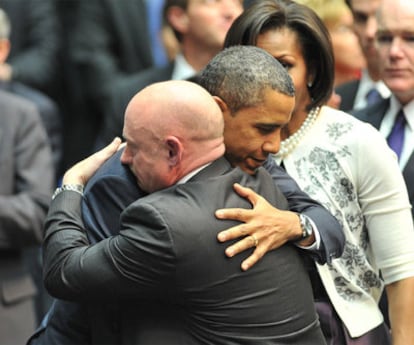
[199,45,295,113]
[224,0,334,110]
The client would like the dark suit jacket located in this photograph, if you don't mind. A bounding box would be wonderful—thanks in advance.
[0,81,62,173]
[71,0,154,106]
[352,98,414,219]
[43,158,326,344]
[29,151,342,344]
[0,91,54,344]
[335,79,360,112]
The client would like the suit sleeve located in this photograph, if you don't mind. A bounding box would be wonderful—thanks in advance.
[263,159,344,264]
[0,102,54,248]
[43,191,175,302]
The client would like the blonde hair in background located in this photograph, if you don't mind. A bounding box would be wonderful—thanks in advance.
[295,0,351,30]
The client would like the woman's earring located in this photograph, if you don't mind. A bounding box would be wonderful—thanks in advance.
[307,81,313,88]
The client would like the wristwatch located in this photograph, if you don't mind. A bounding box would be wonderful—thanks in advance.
[297,214,313,241]
[52,184,84,200]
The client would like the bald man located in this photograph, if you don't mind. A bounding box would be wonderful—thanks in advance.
[42,79,325,344]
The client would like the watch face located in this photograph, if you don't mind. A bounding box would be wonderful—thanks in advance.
[300,215,313,238]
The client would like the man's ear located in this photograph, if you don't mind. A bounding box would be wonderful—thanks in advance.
[167,6,189,35]
[213,96,230,115]
[166,136,183,166]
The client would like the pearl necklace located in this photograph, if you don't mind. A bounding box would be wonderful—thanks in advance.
[277,106,320,159]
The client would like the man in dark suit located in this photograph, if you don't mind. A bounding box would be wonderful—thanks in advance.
[0,7,61,175]
[0,90,54,345]
[42,63,327,344]
[96,0,244,148]
[335,0,390,112]
[30,46,342,344]
[0,7,61,324]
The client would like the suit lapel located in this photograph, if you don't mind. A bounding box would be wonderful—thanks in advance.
[352,98,390,129]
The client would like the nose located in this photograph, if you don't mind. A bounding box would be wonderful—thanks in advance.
[120,146,131,164]
[262,132,281,155]
[221,0,243,20]
[389,36,406,57]
[365,15,377,40]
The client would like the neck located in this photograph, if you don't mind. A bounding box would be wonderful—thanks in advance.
[181,42,220,72]
[278,107,320,158]
[179,139,225,178]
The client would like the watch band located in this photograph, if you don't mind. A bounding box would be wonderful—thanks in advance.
[296,213,314,241]
[52,184,84,200]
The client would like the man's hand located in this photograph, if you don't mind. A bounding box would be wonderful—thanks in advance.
[63,137,122,186]
[215,183,303,271]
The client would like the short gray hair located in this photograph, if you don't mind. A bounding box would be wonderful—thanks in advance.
[199,45,295,113]
[0,8,10,39]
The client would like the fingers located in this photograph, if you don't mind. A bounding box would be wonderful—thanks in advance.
[241,247,267,271]
[217,223,251,242]
[222,233,257,257]
[222,233,267,271]
[95,137,122,160]
[232,183,260,206]
[63,137,122,185]
[215,208,251,225]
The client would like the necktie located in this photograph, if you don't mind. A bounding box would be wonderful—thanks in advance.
[365,88,382,106]
[387,109,406,160]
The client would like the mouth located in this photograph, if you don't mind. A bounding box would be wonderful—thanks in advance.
[246,157,266,169]
[385,68,409,76]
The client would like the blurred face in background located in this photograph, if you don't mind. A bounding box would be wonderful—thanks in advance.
[375,0,414,104]
[183,0,243,51]
[349,0,382,70]
[327,6,366,85]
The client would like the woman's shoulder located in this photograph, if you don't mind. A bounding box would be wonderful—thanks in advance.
[320,106,380,137]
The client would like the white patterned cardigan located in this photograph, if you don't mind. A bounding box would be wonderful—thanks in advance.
[274,106,414,337]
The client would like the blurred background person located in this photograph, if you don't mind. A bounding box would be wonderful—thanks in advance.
[52,0,159,175]
[336,0,390,111]
[0,90,54,344]
[95,0,244,149]
[0,6,60,325]
[0,0,59,97]
[0,7,61,176]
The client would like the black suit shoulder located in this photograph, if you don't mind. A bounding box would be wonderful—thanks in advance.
[351,98,390,128]
[336,79,360,112]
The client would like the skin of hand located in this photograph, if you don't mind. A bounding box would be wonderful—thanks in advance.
[63,137,122,186]
[215,183,314,271]
[386,276,414,345]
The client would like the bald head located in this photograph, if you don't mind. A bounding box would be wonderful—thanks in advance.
[121,80,225,193]
[124,80,224,141]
